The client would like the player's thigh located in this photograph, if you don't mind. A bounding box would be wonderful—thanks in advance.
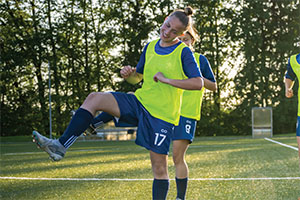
[81,92,120,117]
[172,140,190,162]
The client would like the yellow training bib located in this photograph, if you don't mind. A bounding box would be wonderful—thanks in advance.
[290,54,300,116]
[135,39,186,125]
[181,52,205,120]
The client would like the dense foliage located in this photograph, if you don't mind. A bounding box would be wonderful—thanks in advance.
[1,0,299,136]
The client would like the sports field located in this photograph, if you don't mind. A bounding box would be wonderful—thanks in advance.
[0,134,299,200]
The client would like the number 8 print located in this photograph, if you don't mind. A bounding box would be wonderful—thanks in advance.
[185,124,191,134]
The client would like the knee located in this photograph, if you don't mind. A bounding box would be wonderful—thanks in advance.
[85,92,110,106]
[81,92,106,113]
[86,92,103,101]
[173,153,185,166]
[152,163,167,177]
[153,166,168,178]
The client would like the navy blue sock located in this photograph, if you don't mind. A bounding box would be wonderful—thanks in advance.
[152,179,169,200]
[59,108,93,148]
[91,112,114,128]
[176,177,188,200]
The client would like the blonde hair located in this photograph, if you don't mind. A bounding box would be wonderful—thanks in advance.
[186,25,199,46]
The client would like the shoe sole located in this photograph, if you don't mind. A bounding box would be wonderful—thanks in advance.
[32,131,43,149]
[44,146,63,161]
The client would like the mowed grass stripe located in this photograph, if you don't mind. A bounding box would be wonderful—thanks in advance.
[1,135,299,199]
[1,176,300,181]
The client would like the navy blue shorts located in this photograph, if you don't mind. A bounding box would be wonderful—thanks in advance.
[112,118,136,127]
[173,116,197,143]
[297,116,300,136]
[111,92,174,155]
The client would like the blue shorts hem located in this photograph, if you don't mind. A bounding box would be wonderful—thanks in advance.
[173,116,196,142]
[172,138,193,144]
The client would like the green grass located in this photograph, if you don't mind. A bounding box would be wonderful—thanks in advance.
[0,135,299,199]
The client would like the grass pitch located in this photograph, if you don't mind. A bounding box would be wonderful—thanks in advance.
[0,134,299,199]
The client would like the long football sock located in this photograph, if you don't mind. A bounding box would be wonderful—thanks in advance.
[152,179,169,200]
[176,177,188,200]
[59,108,93,149]
[91,112,114,128]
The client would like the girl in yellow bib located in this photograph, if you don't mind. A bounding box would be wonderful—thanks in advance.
[284,53,300,169]
[173,26,217,199]
[33,7,204,199]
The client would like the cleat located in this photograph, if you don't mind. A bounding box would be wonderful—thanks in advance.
[32,131,66,161]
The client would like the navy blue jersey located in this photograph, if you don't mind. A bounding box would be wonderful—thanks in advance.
[136,40,202,79]
[285,53,300,81]
[198,54,216,82]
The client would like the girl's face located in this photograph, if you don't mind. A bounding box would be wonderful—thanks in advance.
[160,16,186,44]
[178,32,193,48]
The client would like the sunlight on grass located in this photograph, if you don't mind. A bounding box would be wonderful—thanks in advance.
[1,136,299,199]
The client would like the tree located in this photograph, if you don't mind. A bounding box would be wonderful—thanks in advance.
[232,0,300,134]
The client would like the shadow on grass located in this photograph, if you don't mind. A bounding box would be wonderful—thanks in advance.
[1,145,153,177]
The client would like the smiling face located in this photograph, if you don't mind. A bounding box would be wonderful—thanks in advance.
[160,16,186,46]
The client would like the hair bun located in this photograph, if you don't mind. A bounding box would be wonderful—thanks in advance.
[184,6,193,16]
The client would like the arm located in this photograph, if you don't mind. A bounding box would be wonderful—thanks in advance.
[120,66,143,85]
[120,43,148,85]
[284,59,297,98]
[199,54,217,91]
[284,77,294,98]
[204,77,217,91]
[153,72,203,90]
[158,47,203,90]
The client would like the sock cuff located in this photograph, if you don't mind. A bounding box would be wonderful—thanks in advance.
[77,108,94,119]
[154,179,169,182]
[176,177,188,181]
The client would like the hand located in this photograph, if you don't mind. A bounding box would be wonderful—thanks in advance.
[121,66,136,79]
[153,72,168,84]
[285,88,293,98]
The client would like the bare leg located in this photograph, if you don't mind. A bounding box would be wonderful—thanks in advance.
[81,92,120,117]
[150,150,169,200]
[150,150,168,179]
[32,92,122,161]
[172,140,190,178]
[173,139,190,200]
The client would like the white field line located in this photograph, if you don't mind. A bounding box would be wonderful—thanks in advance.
[3,147,144,156]
[3,149,103,156]
[0,177,300,181]
[4,138,295,155]
[189,144,260,148]
[264,138,298,151]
